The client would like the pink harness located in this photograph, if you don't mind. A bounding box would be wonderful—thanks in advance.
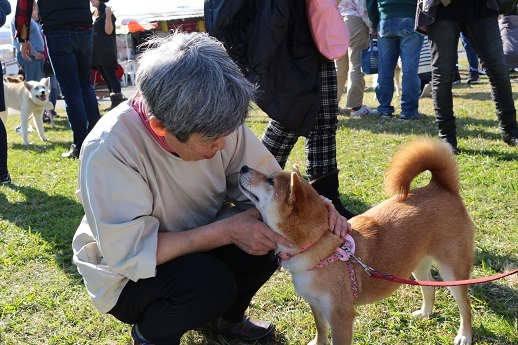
[277,234,359,301]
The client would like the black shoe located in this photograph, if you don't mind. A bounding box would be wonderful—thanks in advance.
[200,317,275,344]
[62,144,80,159]
[467,72,480,84]
[43,113,51,123]
[1,173,11,185]
[502,129,518,146]
[379,111,393,119]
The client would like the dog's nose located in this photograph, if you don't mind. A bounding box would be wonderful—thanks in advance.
[241,165,249,173]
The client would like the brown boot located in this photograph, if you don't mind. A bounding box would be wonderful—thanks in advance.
[200,316,275,343]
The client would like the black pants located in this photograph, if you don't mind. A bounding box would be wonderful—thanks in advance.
[97,65,122,94]
[108,245,278,345]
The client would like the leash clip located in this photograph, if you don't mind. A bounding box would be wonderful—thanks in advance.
[349,254,376,276]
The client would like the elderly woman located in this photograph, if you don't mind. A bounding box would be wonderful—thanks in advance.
[72,32,350,345]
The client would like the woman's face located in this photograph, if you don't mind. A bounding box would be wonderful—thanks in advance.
[90,0,101,8]
[164,132,227,161]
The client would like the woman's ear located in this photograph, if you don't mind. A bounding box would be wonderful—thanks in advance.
[149,116,167,136]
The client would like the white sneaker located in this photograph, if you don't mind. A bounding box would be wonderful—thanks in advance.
[350,105,378,117]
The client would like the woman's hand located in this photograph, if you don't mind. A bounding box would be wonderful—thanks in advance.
[227,208,294,255]
[321,196,352,239]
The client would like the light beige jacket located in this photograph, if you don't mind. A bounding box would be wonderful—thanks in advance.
[72,101,281,313]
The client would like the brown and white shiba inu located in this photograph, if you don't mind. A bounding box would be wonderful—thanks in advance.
[0,76,54,145]
[239,138,475,345]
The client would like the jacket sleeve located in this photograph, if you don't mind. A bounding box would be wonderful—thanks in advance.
[366,0,379,29]
[77,139,159,282]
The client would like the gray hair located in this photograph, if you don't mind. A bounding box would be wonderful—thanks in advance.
[136,31,256,142]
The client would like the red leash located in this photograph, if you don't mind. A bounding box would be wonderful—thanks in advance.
[349,254,518,287]
[369,269,518,286]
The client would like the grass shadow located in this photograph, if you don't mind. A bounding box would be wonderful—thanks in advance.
[0,183,83,275]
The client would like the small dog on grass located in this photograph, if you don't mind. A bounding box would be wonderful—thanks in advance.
[0,76,55,145]
[239,138,475,345]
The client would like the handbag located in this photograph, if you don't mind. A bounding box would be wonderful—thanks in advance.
[361,37,378,75]
[306,0,350,60]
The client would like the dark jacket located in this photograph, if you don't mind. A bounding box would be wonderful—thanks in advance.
[92,10,118,68]
[38,0,92,33]
[205,0,324,136]
[0,0,11,27]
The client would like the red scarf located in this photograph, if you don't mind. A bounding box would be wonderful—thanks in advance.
[133,100,176,154]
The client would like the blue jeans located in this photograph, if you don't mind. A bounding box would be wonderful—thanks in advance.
[428,15,516,137]
[16,52,44,82]
[375,18,424,116]
[460,32,479,73]
[45,28,100,149]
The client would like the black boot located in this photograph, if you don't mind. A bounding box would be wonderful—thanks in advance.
[437,117,459,154]
[310,169,356,219]
[104,92,126,111]
[498,111,518,146]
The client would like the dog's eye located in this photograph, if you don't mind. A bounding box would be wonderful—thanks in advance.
[267,177,274,186]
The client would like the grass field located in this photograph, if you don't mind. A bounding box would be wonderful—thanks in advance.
[0,71,517,345]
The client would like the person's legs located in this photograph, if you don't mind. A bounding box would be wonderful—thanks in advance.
[398,18,423,117]
[306,61,356,219]
[460,32,479,73]
[463,16,518,145]
[0,67,8,182]
[109,247,277,345]
[45,71,59,110]
[76,29,101,133]
[344,15,369,110]
[0,117,9,183]
[335,37,349,105]
[261,120,299,169]
[428,18,462,152]
[47,29,101,156]
[46,29,91,154]
[100,65,126,111]
[376,18,399,116]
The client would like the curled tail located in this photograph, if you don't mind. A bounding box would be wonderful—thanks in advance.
[384,138,459,199]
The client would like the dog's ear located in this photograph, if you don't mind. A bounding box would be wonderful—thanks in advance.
[42,77,50,88]
[292,164,302,178]
[24,82,33,91]
[289,172,305,205]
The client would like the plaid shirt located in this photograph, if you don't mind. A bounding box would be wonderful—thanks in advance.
[14,0,34,40]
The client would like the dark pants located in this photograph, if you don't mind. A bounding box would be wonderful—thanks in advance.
[0,66,7,177]
[97,65,122,94]
[428,15,517,140]
[109,245,278,345]
[45,28,101,150]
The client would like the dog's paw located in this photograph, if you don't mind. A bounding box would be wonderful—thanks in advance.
[411,309,431,319]
[454,334,472,345]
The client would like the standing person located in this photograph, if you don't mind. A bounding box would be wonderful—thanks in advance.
[91,0,125,111]
[0,0,11,185]
[416,0,518,153]
[366,0,424,120]
[336,0,378,117]
[14,0,101,159]
[206,0,357,219]
[72,32,349,345]
[10,2,44,83]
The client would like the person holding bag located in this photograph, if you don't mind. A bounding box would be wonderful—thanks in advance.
[206,0,357,219]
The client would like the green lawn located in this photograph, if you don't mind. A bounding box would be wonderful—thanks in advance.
[1,72,517,344]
